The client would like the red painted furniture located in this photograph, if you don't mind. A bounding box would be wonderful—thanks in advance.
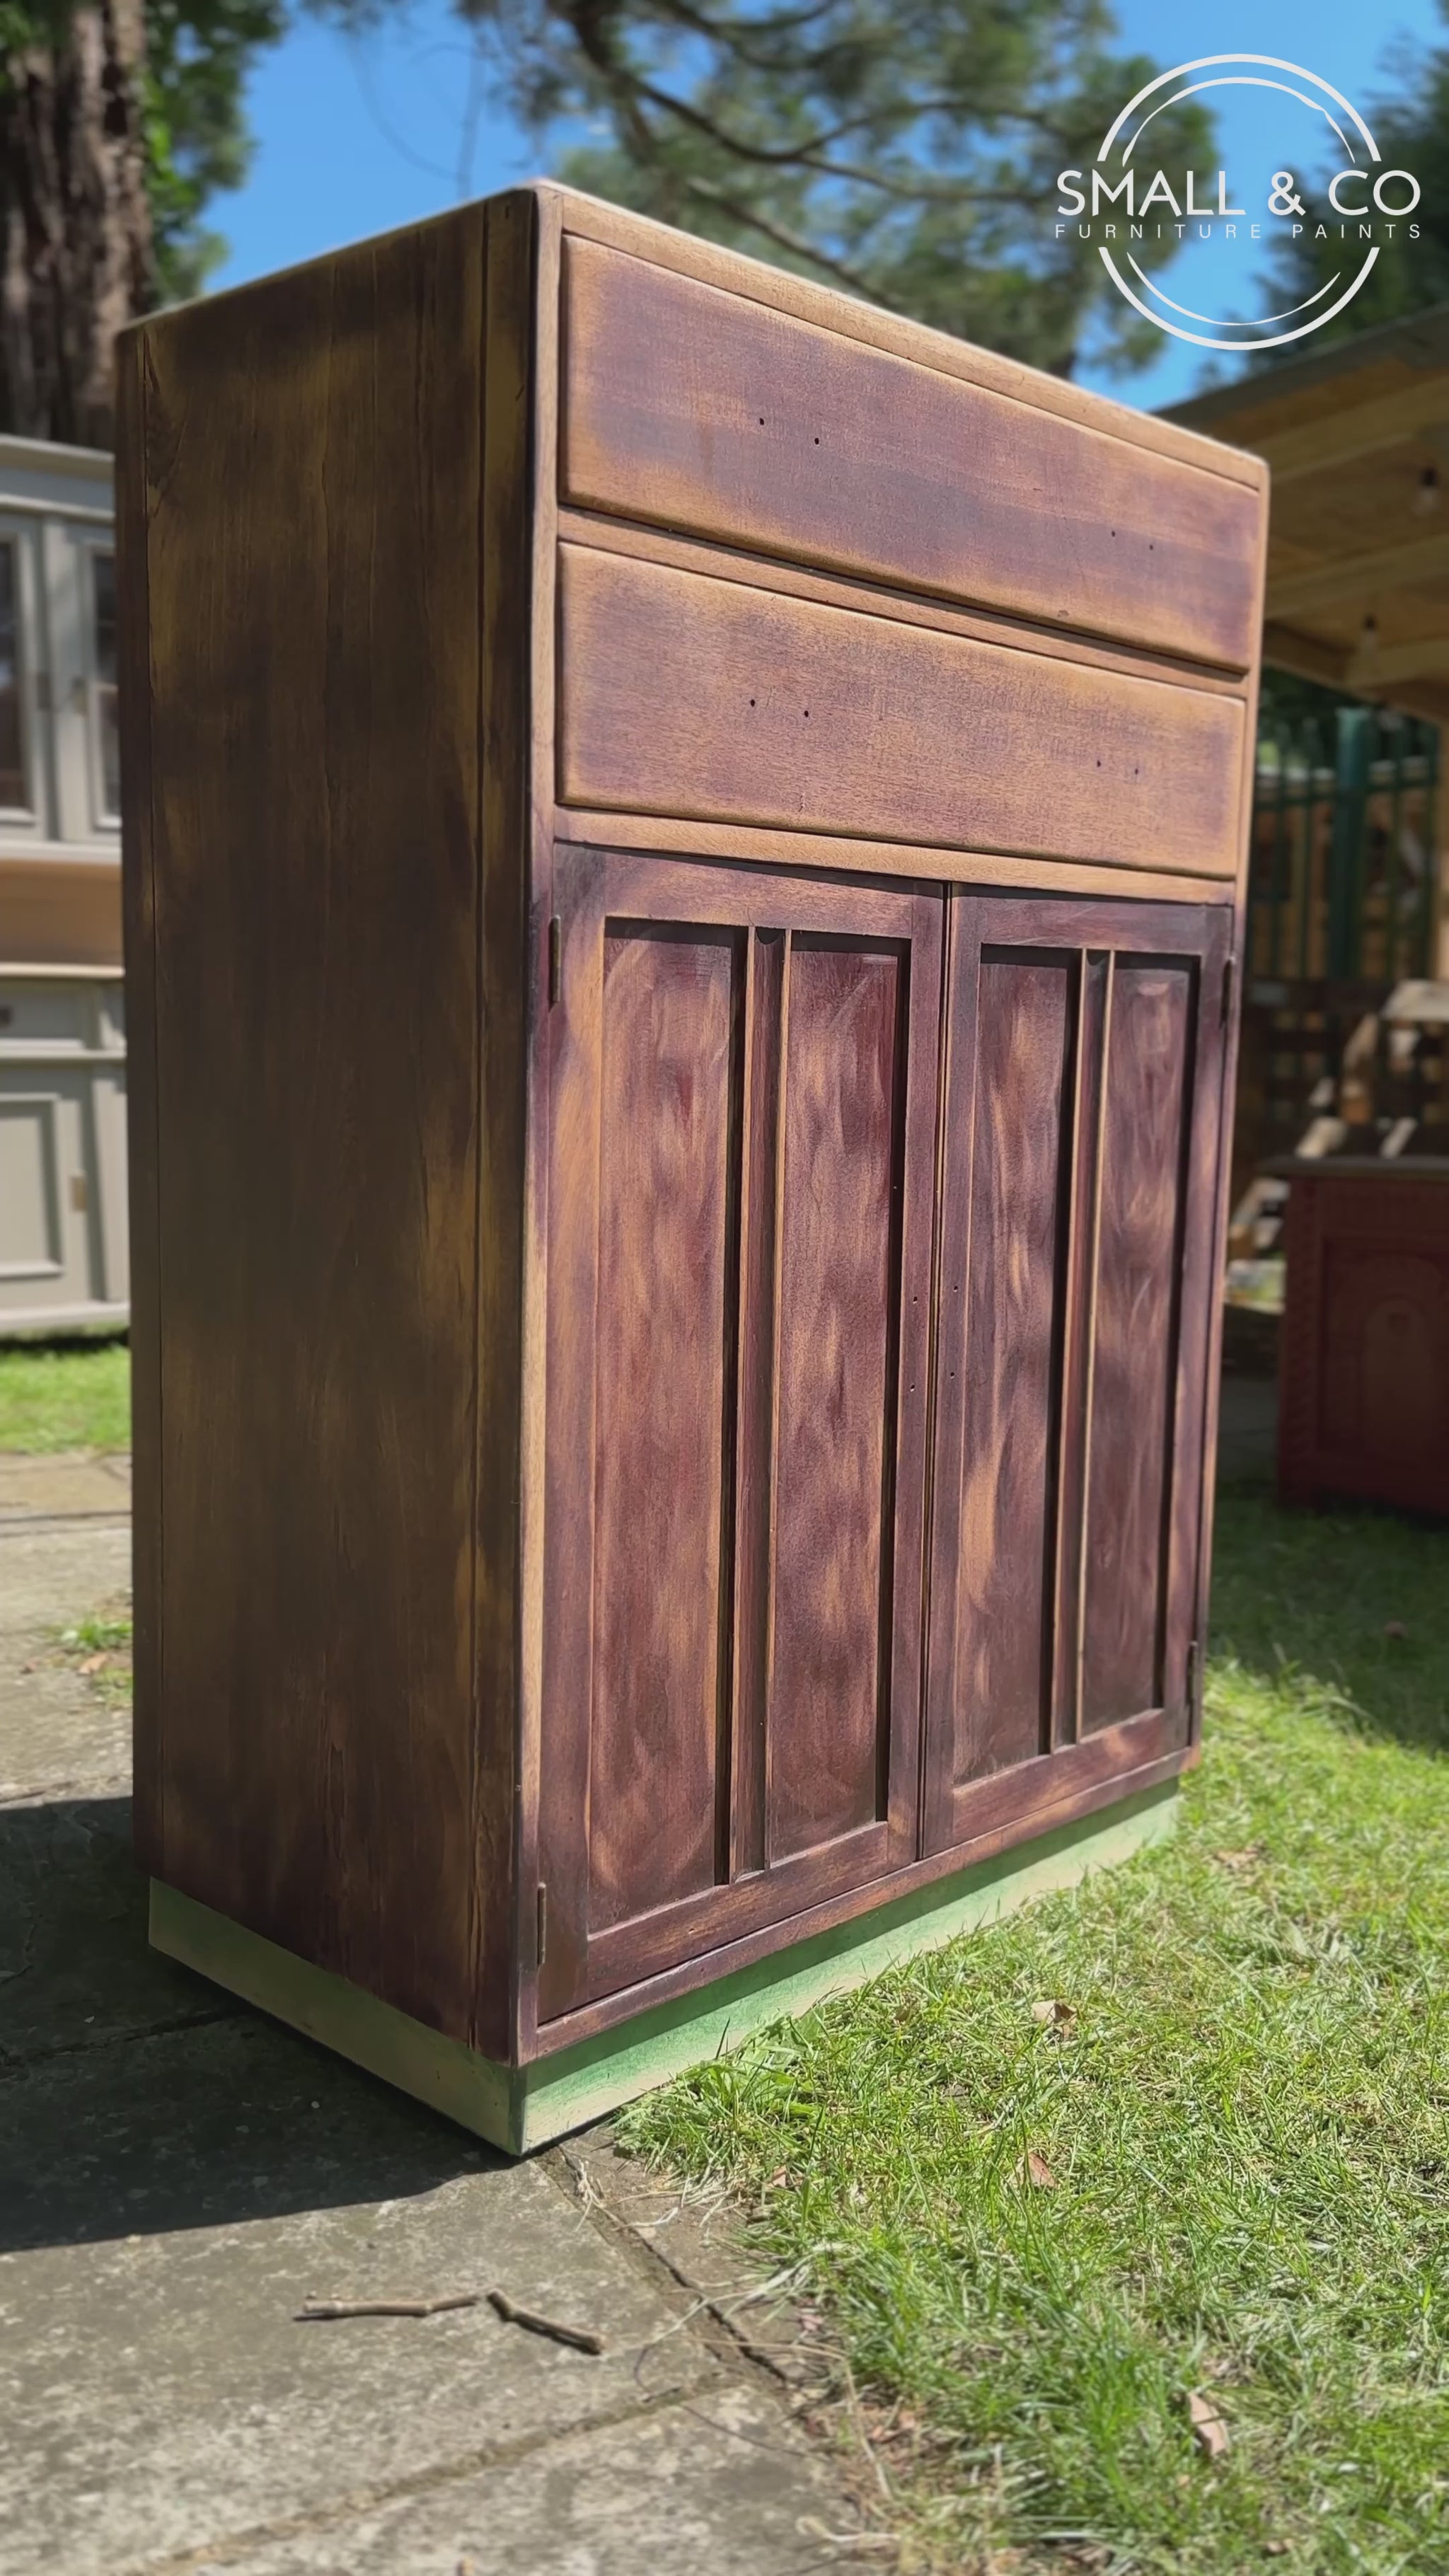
[1278,1160,1449,1515]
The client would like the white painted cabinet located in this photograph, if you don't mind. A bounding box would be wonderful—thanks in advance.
[0,971,127,1332]
[0,437,125,1336]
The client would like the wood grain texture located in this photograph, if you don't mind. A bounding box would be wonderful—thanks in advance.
[120,186,1254,2084]
[557,544,1245,877]
[558,511,1252,701]
[768,937,905,1861]
[115,325,163,1872]
[531,1726,1193,2058]
[545,185,1266,495]
[590,920,739,1927]
[926,894,1228,1857]
[131,212,487,2040]
[1079,961,1191,1732]
[951,949,1074,1784]
[553,807,1239,905]
[727,928,785,1881]
[562,237,1261,672]
[537,848,937,2018]
[476,190,538,2059]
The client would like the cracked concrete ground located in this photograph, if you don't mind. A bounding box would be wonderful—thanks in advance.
[0,1458,865,2575]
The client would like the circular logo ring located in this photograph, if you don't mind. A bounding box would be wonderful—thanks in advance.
[1095,54,1383,352]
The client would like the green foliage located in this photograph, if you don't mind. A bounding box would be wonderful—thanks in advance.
[1264,6,1449,355]
[456,0,1213,374]
[0,0,282,304]
[143,0,286,300]
[0,1337,130,1452]
[624,1493,1449,2570]
[8,0,1211,369]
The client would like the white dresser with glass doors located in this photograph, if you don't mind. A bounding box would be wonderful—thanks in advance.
[0,435,127,1335]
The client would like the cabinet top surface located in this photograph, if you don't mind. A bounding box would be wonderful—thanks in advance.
[127,179,1266,505]
[541,184,1265,495]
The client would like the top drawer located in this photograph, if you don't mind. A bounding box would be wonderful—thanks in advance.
[560,238,1263,674]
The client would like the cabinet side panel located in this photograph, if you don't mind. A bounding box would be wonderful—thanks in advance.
[768,937,904,1860]
[475,190,538,2061]
[589,922,740,1928]
[139,212,486,2038]
[116,330,163,1870]
[1080,961,1191,1731]
[955,952,1074,1780]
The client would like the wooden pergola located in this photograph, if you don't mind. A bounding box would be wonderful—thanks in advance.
[1173,315,1449,1201]
[1171,303,1449,727]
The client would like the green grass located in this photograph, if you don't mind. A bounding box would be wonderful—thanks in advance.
[52,1606,135,1705]
[622,1494,1449,2572]
[0,1338,129,1452]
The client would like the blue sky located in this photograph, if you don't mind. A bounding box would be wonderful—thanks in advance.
[209,0,1446,416]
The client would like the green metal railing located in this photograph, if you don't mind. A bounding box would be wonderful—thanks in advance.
[1249,708,1440,986]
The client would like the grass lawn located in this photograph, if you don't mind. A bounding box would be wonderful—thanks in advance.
[0,1337,129,1452]
[623,1492,1449,2572]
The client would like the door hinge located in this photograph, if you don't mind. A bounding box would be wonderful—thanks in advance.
[548,916,561,1006]
[536,1882,548,1968]
[1220,956,1235,1029]
[1187,1637,1203,1728]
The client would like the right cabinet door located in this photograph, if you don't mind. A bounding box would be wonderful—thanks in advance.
[924,891,1232,1855]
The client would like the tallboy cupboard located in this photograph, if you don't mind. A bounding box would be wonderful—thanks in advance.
[120,185,1267,2150]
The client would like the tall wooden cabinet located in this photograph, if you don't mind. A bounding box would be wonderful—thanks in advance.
[120,185,1267,2151]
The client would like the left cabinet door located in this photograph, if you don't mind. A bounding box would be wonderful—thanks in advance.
[537,848,941,2020]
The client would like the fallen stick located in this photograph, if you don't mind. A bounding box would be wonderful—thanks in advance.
[487,2288,606,2355]
[296,2293,480,2321]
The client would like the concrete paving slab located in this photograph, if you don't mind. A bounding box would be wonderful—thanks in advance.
[0,2018,727,2575]
[0,1493,867,2575]
[0,1450,132,1523]
[212,2382,851,2576]
[0,1791,227,2069]
[1,1457,133,1798]
[0,1654,132,1802]
[1,1514,132,1641]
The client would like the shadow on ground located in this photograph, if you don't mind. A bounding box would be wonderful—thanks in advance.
[0,1792,494,2256]
[1211,1486,1449,1759]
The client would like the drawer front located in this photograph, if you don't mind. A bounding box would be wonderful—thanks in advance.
[558,545,1245,879]
[561,237,1262,673]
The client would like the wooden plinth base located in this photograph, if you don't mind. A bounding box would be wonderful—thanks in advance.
[151,1781,1177,2156]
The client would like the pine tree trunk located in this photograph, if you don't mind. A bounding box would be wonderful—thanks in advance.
[0,0,154,450]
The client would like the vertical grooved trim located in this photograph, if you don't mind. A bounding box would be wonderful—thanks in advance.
[1073,952,1114,1743]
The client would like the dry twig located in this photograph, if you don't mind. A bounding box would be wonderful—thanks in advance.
[296,2292,480,2321]
[487,2288,606,2354]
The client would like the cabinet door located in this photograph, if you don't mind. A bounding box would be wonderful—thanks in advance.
[538,848,940,2018]
[925,893,1231,1855]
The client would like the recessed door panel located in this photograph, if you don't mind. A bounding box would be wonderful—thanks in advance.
[589,922,739,1929]
[954,949,1074,1781]
[539,848,939,2019]
[768,937,905,1864]
[926,893,1229,1857]
[1080,959,1194,1734]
